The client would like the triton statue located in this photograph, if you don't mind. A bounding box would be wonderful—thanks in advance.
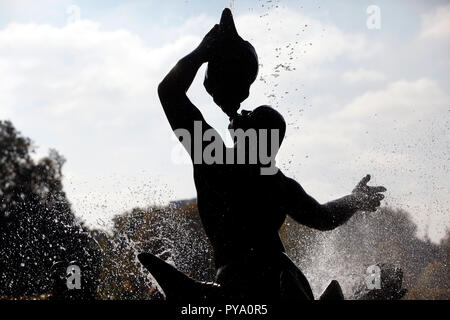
[139,8,390,301]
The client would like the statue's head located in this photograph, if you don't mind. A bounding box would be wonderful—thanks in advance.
[228,106,286,158]
[203,8,259,117]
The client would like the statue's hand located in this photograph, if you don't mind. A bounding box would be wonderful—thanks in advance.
[197,24,222,61]
[351,174,386,212]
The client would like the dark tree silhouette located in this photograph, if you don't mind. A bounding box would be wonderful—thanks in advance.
[0,120,100,298]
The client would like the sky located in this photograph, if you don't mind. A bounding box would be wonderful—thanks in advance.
[0,0,449,242]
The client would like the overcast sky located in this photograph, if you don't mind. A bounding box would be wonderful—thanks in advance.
[0,0,449,242]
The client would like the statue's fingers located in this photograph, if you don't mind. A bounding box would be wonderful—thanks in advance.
[370,186,387,193]
[368,193,384,204]
[370,201,380,211]
[356,174,371,189]
[375,193,385,201]
[206,24,220,37]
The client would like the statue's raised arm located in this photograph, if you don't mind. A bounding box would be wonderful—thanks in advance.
[157,25,220,135]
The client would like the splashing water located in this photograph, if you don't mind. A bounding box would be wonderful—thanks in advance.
[285,207,449,299]
[93,201,215,300]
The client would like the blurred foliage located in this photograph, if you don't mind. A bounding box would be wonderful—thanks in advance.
[0,120,448,299]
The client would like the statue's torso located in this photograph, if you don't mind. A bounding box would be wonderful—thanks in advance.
[193,161,287,268]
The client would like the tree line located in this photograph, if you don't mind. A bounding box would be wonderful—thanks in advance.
[0,120,448,299]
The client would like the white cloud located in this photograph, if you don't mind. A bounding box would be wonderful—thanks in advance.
[420,4,450,40]
[337,78,448,124]
[0,17,205,224]
[0,5,448,243]
[236,7,381,72]
[342,68,386,85]
[284,78,450,242]
[418,4,450,69]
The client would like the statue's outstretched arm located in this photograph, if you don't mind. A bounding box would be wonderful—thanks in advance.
[284,174,386,231]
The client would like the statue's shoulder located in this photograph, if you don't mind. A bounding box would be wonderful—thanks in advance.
[274,170,301,195]
[273,168,288,181]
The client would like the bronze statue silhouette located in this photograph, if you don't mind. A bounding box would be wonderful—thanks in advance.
[139,8,387,301]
